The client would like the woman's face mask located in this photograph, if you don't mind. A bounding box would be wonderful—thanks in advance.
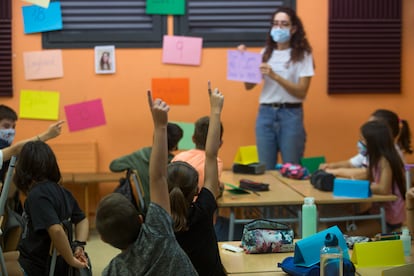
[357,140,368,156]
[270,28,291,43]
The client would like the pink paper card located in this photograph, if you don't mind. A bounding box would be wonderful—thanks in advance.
[162,35,203,66]
[64,99,106,132]
[227,50,262,84]
[23,50,63,80]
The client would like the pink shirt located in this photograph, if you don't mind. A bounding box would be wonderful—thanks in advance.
[372,164,405,225]
[172,149,223,190]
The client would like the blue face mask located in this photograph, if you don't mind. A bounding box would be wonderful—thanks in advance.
[357,140,367,156]
[270,28,291,43]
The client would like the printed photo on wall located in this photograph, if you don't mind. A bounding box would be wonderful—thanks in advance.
[95,45,116,74]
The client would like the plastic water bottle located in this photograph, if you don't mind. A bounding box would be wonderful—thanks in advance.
[320,233,343,276]
[400,227,412,257]
[302,197,317,238]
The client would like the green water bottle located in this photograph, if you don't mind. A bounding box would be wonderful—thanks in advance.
[302,197,317,238]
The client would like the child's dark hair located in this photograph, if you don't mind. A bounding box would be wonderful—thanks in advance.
[193,116,223,150]
[371,109,412,154]
[167,161,199,232]
[96,193,142,250]
[0,105,17,122]
[361,121,406,198]
[167,123,183,151]
[13,141,61,195]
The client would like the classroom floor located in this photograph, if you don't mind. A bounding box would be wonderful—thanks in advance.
[87,229,120,275]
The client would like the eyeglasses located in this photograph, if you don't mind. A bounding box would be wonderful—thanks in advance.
[271,20,291,28]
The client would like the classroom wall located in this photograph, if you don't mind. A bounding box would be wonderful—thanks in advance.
[8,0,414,202]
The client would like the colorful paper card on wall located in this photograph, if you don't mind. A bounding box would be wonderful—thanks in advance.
[227,50,262,84]
[234,145,259,165]
[64,99,106,132]
[23,0,50,8]
[22,2,62,34]
[351,240,405,267]
[171,121,195,150]
[19,90,60,120]
[146,0,185,15]
[162,35,203,66]
[23,50,63,80]
[151,78,190,105]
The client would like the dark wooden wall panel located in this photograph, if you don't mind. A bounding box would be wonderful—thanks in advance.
[0,0,12,97]
[328,0,401,94]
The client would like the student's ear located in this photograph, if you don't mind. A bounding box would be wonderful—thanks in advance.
[138,214,144,224]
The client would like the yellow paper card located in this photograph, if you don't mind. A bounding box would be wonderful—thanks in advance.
[233,145,259,165]
[20,90,60,120]
[351,240,405,267]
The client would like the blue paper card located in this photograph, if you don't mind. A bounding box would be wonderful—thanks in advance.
[294,226,350,267]
[22,2,63,34]
[333,178,371,198]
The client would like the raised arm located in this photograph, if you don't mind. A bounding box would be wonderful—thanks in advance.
[204,88,224,198]
[147,91,171,213]
[1,120,64,162]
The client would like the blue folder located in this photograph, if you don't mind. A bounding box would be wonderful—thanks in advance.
[333,178,371,198]
[294,226,350,267]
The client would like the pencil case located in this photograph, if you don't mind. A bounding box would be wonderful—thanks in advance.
[239,179,269,191]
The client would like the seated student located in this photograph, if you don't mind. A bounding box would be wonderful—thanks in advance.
[170,88,226,276]
[360,120,406,232]
[109,123,183,209]
[14,141,89,276]
[172,116,224,191]
[406,187,414,234]
[320,109,412,179]
[0,105,18,181]
[95,92,197,276]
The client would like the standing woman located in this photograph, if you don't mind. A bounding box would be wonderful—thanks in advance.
[239,7,314,169]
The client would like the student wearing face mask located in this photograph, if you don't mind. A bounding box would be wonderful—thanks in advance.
[0,105,18,182]
[238,7,314,169]
[320,109,412,179]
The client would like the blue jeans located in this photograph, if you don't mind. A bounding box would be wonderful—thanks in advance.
[255,105,306,169]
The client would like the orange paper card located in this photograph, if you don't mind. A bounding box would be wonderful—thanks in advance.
[151,78,189,105]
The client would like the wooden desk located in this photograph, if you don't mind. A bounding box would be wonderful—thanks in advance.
[61,172,124,222]
[218,171,304,240]
[219,241,414,275]
[218,241,288,275]
[270,171,397,233]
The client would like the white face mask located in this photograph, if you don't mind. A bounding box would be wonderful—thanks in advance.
[0,128,15,147]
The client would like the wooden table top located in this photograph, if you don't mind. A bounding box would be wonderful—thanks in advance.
[217,171,304,208]
[270,171,397,204]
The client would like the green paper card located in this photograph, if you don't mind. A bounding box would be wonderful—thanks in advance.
[146,0,185,15]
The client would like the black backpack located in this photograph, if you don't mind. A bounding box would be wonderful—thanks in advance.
[310,170,336,191]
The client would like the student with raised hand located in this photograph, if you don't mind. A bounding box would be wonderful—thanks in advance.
[171,87,226,276]
[0,120,64,168]
[109,122,183,210]
[361,120,406,232]
[95,91,197,276]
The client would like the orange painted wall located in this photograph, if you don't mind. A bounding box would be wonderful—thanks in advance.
[8,0,414,202]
